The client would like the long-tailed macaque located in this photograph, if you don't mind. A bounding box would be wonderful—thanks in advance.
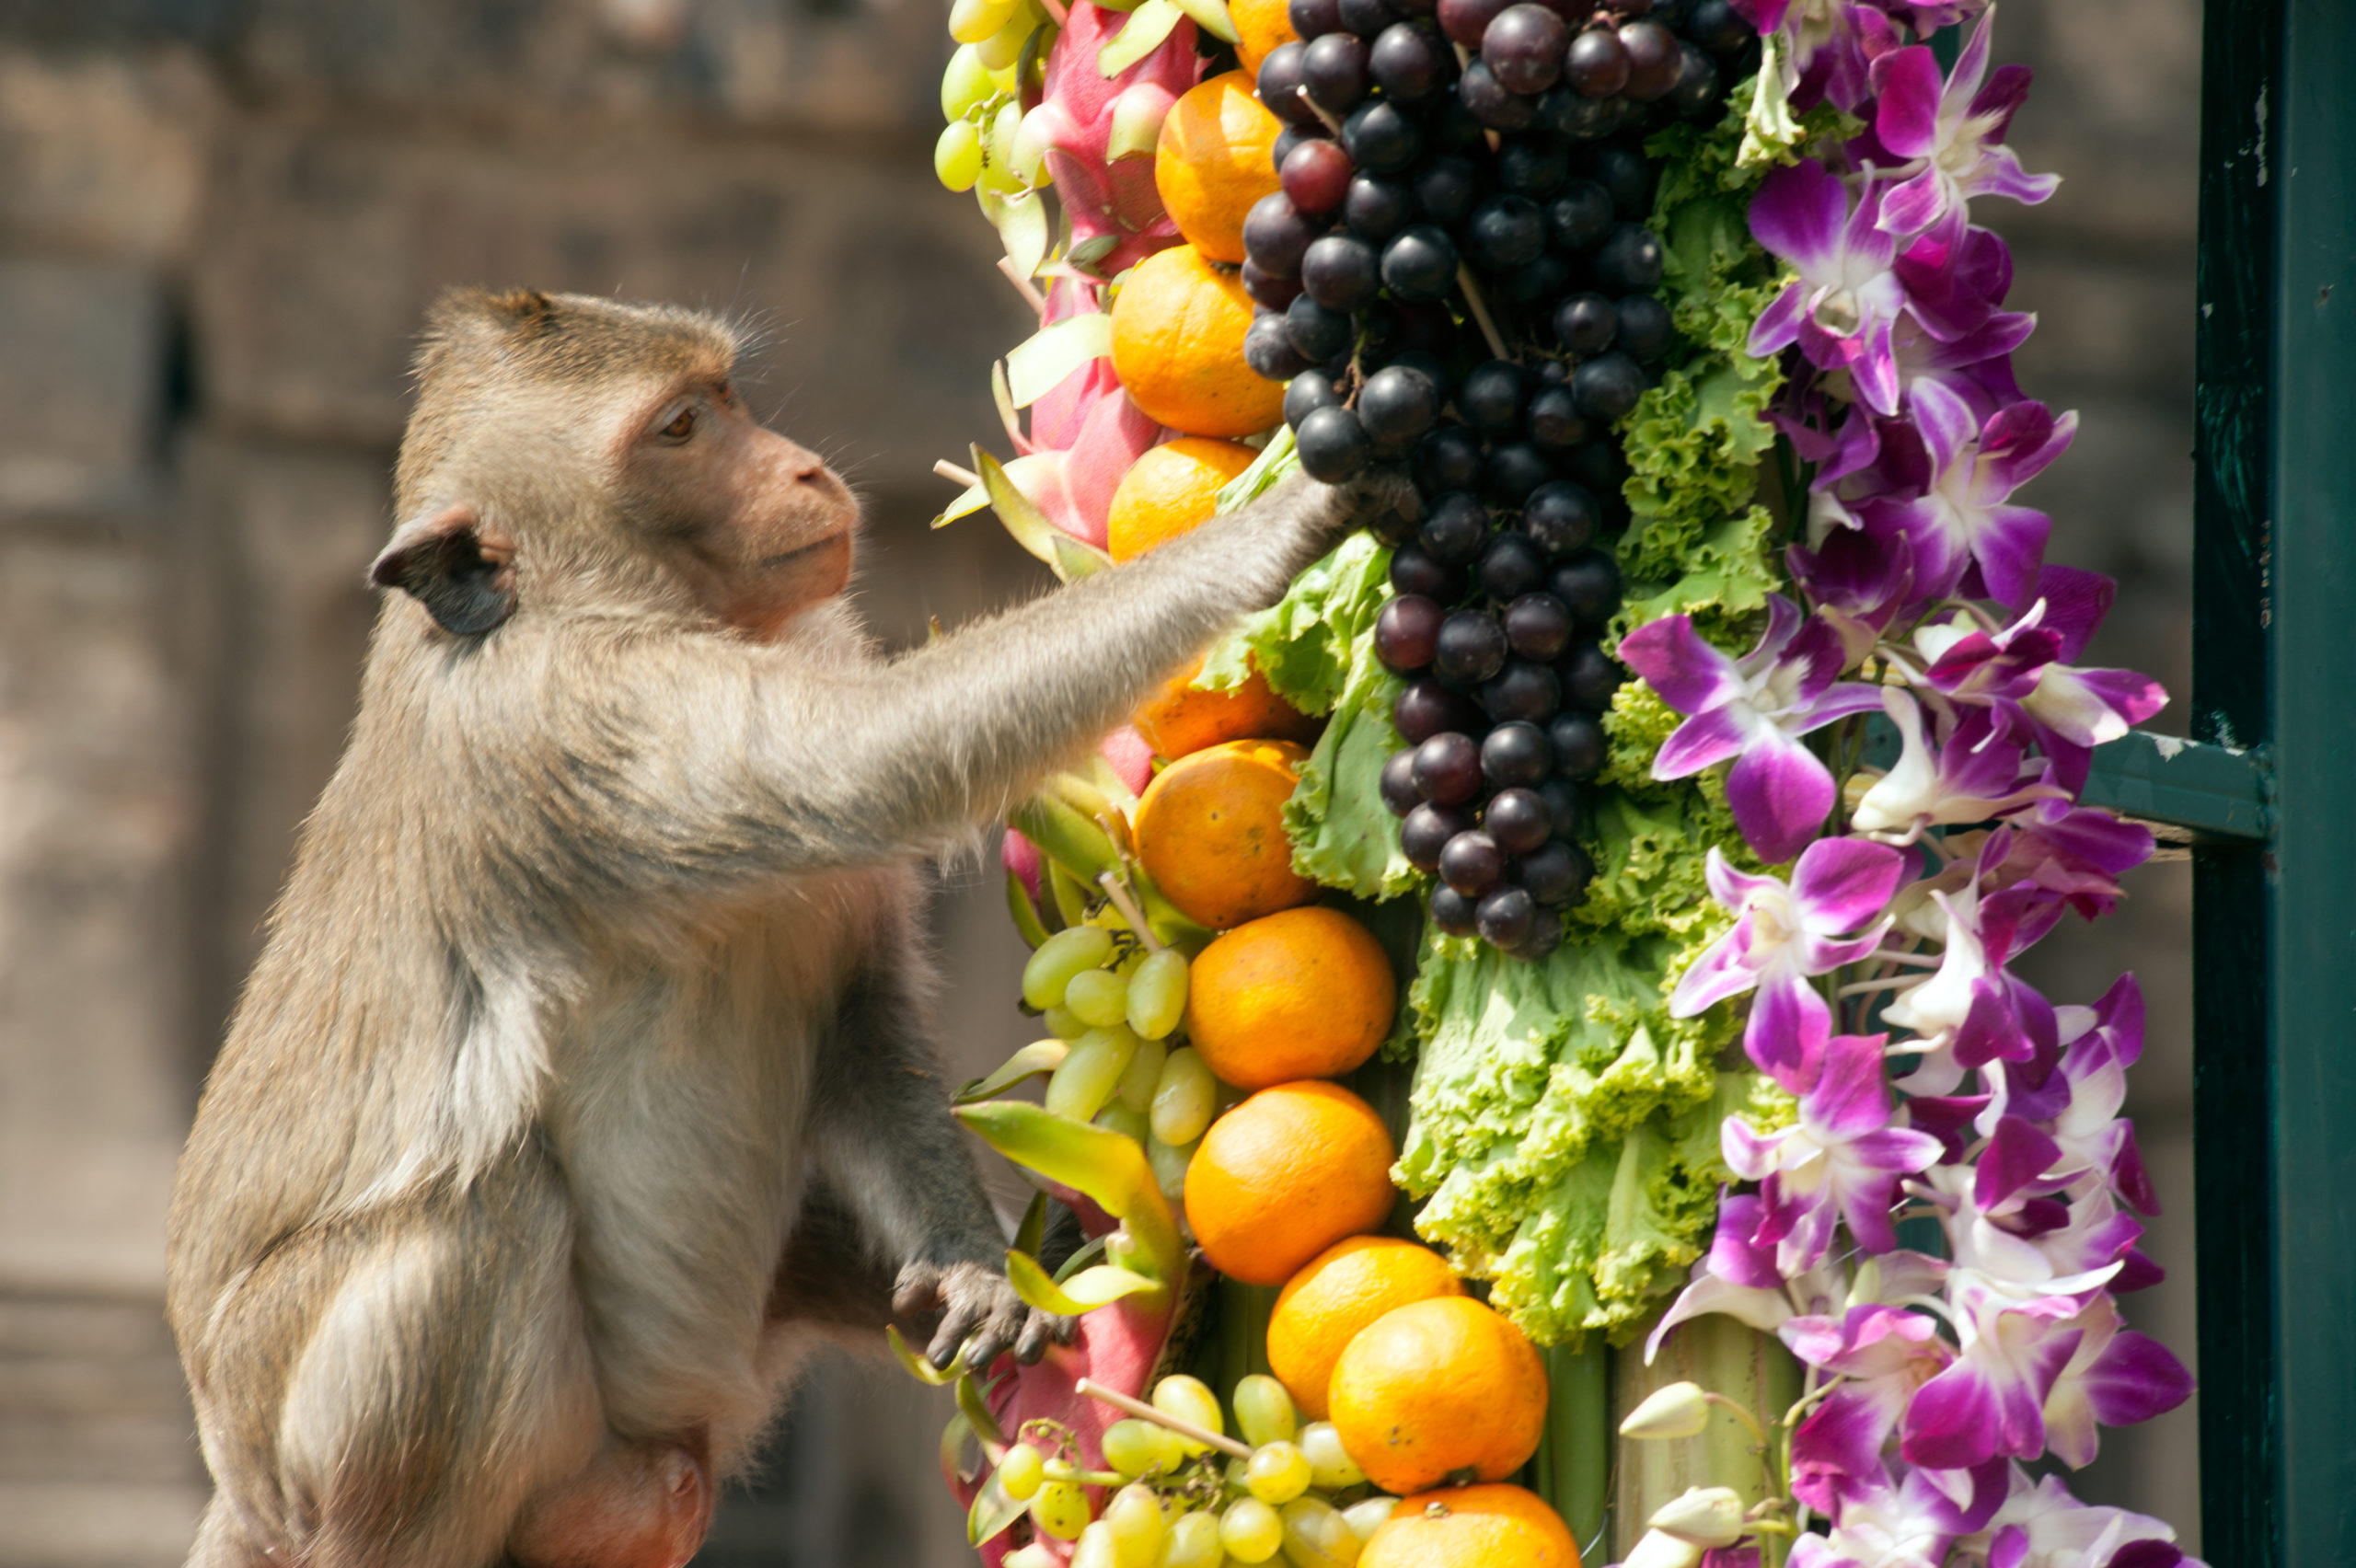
[167,287,1395,1568]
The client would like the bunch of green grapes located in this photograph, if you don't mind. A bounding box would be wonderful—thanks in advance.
[998,1374,1401,1568]
[1022,927,1217,1203]
[934,0,1057,194]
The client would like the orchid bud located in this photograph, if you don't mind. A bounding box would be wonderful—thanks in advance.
[1847,1254,1885,1309]
[1647,1486,1746,1549]
[1619,1380,1711,1439]
[1107,83,1178,161]
[1623,1528,1708,1568]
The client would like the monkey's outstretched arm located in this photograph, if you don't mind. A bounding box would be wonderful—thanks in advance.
[495,470,1401,892]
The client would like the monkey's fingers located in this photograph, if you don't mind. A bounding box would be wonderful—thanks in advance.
[926,1293,987,1370]
[1011,1306,1073,1365]
[960,1287,1032,1373]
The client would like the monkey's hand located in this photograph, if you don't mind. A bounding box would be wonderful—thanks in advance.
[894,1258,1076,1372]
[1225,466,1420,600]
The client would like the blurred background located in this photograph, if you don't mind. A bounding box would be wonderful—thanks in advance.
[0,1,2200,1563]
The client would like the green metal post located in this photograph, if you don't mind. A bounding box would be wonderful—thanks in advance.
[2193,0,2356,1561]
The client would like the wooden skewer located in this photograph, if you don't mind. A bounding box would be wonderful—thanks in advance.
[1456,263,1513,363]
[935,458,982,488]
[999,257,1051,317]
[1074,1378,1254,1460]
[1095,870,1166,954]
[1293,85,1345,138]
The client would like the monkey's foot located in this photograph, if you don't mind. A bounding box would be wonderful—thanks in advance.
[509,1435,712,1568]
[894,1258,1075,1373]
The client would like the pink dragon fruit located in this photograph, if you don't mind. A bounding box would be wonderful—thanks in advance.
[1029,2,1200,277]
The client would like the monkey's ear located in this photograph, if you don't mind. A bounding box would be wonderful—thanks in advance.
[369,505,517,637]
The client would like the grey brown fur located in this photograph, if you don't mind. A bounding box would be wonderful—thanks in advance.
[167,287,1390,1567]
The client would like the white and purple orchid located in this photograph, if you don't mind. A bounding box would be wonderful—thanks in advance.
[1672,840,1910,1085]
[1863,8,2059,238]
[1616,5,2197,1562]
[1621,596,1888,864]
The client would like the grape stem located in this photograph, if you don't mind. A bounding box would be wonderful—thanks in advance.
[1292,85,1346,139]
[998,256,1050,318]
[1096,870,1167,953]
[1074,1378,1254,1459]
[935,458,983,489]
[1455,264,1513,363]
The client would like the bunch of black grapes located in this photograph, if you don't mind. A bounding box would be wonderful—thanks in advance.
[1235,0,1758,959]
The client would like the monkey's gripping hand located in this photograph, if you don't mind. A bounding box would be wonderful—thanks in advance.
[895,1258,1076,1372]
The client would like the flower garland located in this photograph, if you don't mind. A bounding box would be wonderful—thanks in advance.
[1610,5,2200,1565]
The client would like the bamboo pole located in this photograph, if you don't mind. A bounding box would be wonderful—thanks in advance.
[1611,1318,1800,1562]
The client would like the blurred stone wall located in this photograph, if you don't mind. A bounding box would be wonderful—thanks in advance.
[0,1,2203,1563]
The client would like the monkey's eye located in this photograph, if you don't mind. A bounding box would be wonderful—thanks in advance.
[656,403,697,443]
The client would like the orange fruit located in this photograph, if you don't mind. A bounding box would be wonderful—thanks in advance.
[1109,245,1288,439]
[1106,437,1260,561]
[1155,72,1284,264]
[1268,1237,1463,1419]
[1133,738,1318,931]
[1184,1080,1396,1286]
[1359,1485,1581,1568]
[1133,655,1319,760]
[1230,0,1298,75]
[1328,1296,1548,1495]
[1187,906,1397,1090]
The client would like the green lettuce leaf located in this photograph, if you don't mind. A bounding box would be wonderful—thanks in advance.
[1285,627,1416,900]
[1198,530,1392,718]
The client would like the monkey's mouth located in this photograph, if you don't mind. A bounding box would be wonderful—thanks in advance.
[756,531,849,571]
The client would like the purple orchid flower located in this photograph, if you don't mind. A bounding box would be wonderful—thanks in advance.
[1724,1033,1946,1274]
[1865,9,2060,237]
[1978,803,2156,925]
[1925,1159,2142,1295]
[1750,162,1913,414]
[1621,596,1888,863]
[1855,378,2073,606]
[1853,689,2066,841]
[2039,1293,2194,1469]
[1734,0,1903,113]
[1900,1267,2087,1470]
[1961,1466,2199,1568]
[1976,974,2159,1212]
[1907,575,2168,787]
[1783,1304,1954,1510]
[1646,1195,1946,1360]
[1892,306,2034,418]
[1671,839,1909,1084]
[1881,877,2056,1095]
[1788,1466,1985,1568]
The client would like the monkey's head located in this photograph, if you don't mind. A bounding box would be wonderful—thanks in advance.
[376,287,858,641]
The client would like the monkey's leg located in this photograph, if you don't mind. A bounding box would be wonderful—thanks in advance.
[184,1156,602,1568]
[803,918,1070,1371]
[506,1434,712,1568]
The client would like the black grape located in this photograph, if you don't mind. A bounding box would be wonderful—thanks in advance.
[1376,594,1447,672]
[1413,730,1484,803]
[1482,720,1553,788]
[1403,802,1476,870]
[1245,313,1313,380]
[1477,533,1546,601]
[1434,610,1509,684]
[1549,710,1606,778]
[1284,368,1341,429]
[1296,404,1372,480]
[1439,830,1507,896]
[1379,749,1422,815]
[1503,591,1575,661]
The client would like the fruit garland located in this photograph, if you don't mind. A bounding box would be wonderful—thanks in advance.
[917,0,2202,1564]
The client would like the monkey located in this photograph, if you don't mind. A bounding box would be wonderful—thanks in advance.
[165,286,1399,1568]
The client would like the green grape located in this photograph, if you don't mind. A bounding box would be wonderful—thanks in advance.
[1147,1135,1195,1204]
[1065,966,1132,1029]
[1031,1480,1092,1541]
[1341,1498,1399,1542]
[1096,1103,1151,1144]
[998,1441,1046,1501]
[1232,1376,1298,1448]
[940,43,998,119]
[1244,1441,1311,1505]
[1278,1496,1364,1568]
[933,120,985,193]
[1044,1003,1088,1040]
[1105,1483,1169,1567]
[1117,1036,1169,1114]
[973,3,1038,70]
[1070,1520,1122,1568]
[1298,1423,1366,1491]
[1149,1048,1218,1147]
[948,0,1021,44]
[1047,1025,1139,1120]
[978,98,1028,194]
[1023,926,1114,1009]
[1008,101,1055,188]
[1151,1375,1225,1454]
[1159,1510,1226,1568]
[1219,1498,1285,1563]
[1103,1417,1183,1478]
[1125,948,1190,1038]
